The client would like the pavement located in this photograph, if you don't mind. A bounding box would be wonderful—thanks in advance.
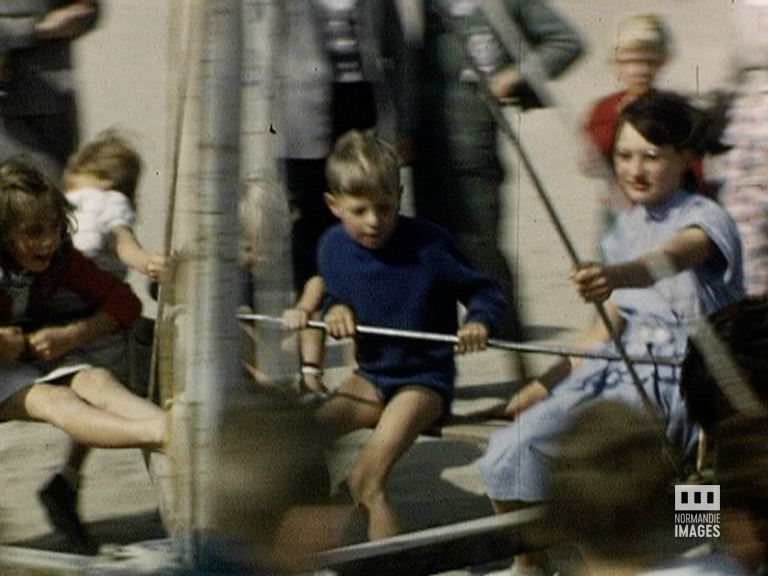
[0,0,736,574]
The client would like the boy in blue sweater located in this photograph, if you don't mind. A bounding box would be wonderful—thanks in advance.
[315,129,506,540]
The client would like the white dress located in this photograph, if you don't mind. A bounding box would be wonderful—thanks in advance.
[68,187,135,280]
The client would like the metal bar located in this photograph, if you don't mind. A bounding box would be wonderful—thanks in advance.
[237,313,683,366]
[313,507,543,576]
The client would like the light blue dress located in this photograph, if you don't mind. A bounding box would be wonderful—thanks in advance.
[479,191,744,502]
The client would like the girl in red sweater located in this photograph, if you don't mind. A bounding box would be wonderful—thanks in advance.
[0,158,167,550]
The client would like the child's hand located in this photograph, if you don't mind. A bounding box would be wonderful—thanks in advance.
[282,307,311,330]
[35,2,96,40]
[146,254,170,283]
[323,305,356,339]
[489,66,521,99]
[455,321,488,354]
[570,262,613,304]
[26,326,80,361]
[0,327,26,362]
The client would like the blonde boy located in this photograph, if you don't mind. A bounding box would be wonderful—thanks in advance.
[313,129,506,540]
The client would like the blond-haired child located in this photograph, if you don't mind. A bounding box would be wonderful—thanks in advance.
[314,129,506,540]
[581,13,671,183]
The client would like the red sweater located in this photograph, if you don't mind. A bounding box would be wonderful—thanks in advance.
[0,243,141,329]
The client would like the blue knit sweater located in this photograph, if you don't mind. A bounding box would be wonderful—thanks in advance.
[318,216,506,392]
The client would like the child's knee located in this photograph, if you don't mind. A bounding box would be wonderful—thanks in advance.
[71,366,115,389]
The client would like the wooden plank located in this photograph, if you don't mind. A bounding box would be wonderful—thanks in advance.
[312,508,543,576]
[0,545,91,575]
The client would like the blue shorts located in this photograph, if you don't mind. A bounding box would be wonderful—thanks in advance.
[356,368,454,423]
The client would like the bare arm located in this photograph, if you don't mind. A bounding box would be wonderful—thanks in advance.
[572,227,721,304]
[35,1,99,41]
[26,311,119,361]
[282,276,325,330]
[111,225,167,282]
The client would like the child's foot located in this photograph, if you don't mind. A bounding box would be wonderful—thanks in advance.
[38,473,98,555]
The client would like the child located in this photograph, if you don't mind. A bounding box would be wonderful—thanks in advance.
[0,157,167,552]
[677,296,768,573]
[314,129,506,541]
[238,176,296,386]
[581,14,670,177]
[479,91,744,575]
[581,14,674,221]
[40,130,169,550]
[64,129,167,283]
[545,400,750,576]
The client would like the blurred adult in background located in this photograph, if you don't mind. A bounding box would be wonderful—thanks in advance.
[0,0,98,180]
[716,0,768,296]
[411,0,583,380]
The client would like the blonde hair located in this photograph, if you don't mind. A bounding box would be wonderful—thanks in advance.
[66,129,142,204]
[325,129,400,199]
[613,14,671,61]
[239,175,290,262]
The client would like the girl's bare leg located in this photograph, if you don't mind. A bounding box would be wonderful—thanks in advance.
[348,386,443,541]
[69,367,163,420]
[0,382,165,449]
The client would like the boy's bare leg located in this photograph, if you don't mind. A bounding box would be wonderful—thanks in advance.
[315,374,383,436]
[348,386,443,541]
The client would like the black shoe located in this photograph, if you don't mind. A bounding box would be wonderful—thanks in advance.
[38,474,98,555]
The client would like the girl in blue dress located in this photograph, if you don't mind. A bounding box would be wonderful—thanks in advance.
[478,91,744,575]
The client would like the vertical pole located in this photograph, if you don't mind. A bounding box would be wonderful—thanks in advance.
[175,0,243,560]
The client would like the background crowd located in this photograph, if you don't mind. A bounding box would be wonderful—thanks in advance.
[2,2,768,576]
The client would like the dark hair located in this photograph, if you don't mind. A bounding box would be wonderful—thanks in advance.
[680,296,768,438]
[0,157,74,255]
[615,90,711,191]
[617,90,699,150]
[544,400,676,563]
[716,415,768,524]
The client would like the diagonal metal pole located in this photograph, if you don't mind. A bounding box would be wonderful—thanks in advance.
[431,0,685,476]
